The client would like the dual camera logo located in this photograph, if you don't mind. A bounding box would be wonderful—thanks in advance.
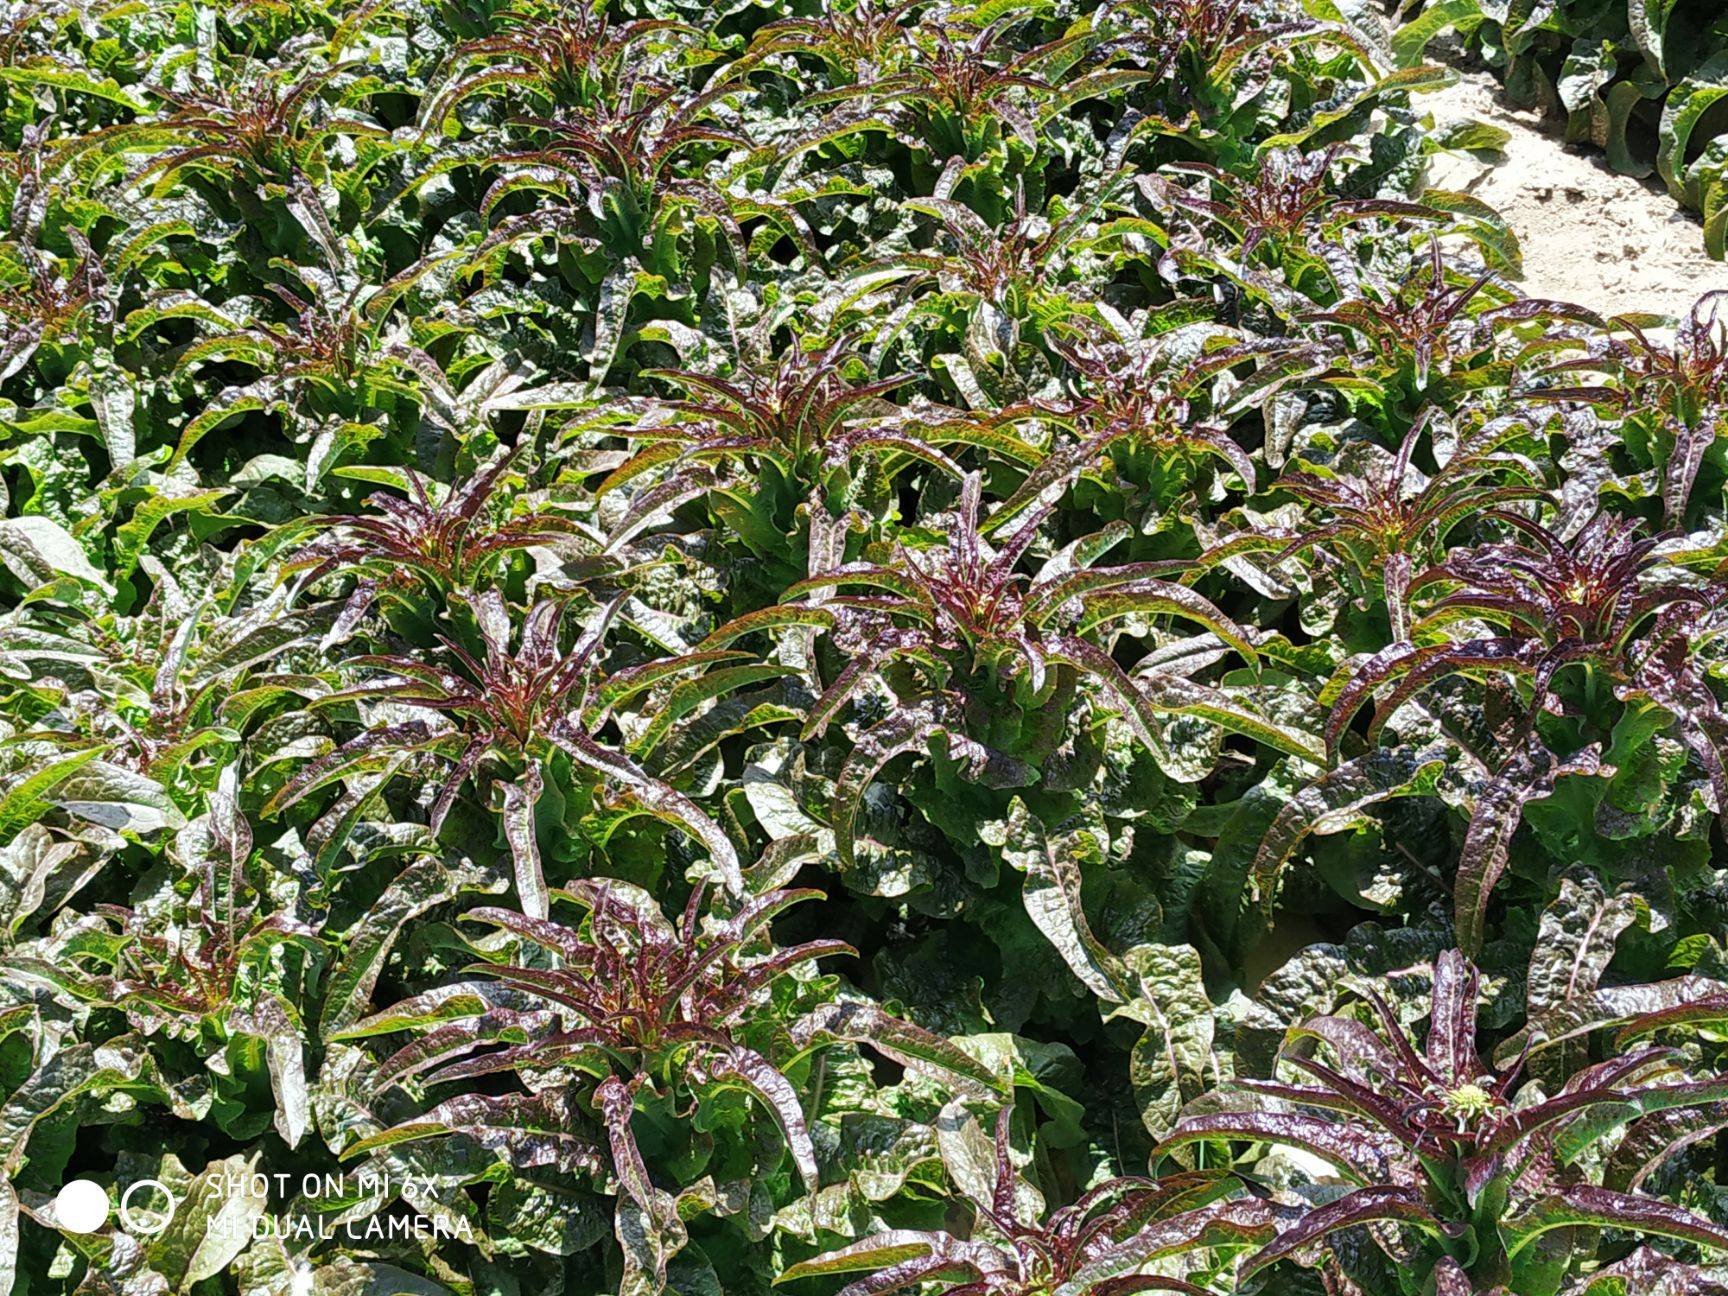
[51,1178,176,1236]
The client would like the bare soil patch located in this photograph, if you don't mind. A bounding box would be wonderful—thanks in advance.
[1418,68,1728,319]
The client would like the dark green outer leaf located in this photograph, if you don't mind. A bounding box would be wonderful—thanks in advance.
[999,798,1130,1002]
[319,851,507,1039]
[790,1002,1007,1098]
[499,764,547,920]
[1526,869,1640,1018]
[1248,742,1454,934]
[1155,1108,1389,1182]
[1605,1100,1728,1192]
[1061,1198,1275,1292]
[1495,976,1728,1066]
[1122,944,1215,1141]
[1241,1186,1443,1278]
[1456,744,1609,955]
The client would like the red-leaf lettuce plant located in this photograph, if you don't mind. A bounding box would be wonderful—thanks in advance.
[1322,511,1727,950]
[1158,950,1728,1294]
[339,878,995,1289]
[266,588,749,904]
[1522,291,1728,526]
[780,1103,1274,1295]
[707,472,1313,866]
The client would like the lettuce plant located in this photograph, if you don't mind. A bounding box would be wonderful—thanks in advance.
[710,471,1307,865]
[1259,409,1546,639]
[348,881,839,1184]
[285,449,596,637]
[6,0,1728,1293]
[1160,951,1728,1294]
[0,231,105,383]
[266,588,745,901]
[1154,146,1441,269]
[114,57,387,192]
[598,332,986,575]
[1325,511,1702,754]
[797,8,1105,190]
[418,2,697,129]
[339,877,995,1290]
[781,1105,1273,1295]
[1317,509,1728,949]
[1525,292,1728,523]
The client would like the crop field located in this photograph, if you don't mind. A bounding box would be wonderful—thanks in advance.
[4,1,1728,1294]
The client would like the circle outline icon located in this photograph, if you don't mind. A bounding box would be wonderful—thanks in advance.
[118,1179,176,1236]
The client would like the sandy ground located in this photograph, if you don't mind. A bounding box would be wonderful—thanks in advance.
[1418,69,1728,320]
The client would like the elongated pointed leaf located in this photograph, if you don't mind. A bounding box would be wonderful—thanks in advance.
[1124,944,1216,1140]
[791,1002,1006,1098]
[1496,976,1728,1066]
[499,765,548,920]
[1506,1185,1728,1258]
[706,1045,818,1189]
[1242,1187,1443,1278]
[776,1231,1003,1287]
[320,853,506,1038]
[1528,869,1642,1018]
[1000,798,1130,1002]
[549,720,742,893]
[345,1089,604,1175]
[1456,744,1609,955]
[1064,1198,1274,1291]
[1249,743,1454,930]
[1156,1109,1385,1181]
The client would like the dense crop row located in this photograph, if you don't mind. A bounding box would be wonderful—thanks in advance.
[3,1,1728,1294]
[1395,0,1728,254]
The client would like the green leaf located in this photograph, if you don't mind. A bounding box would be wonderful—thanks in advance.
[1393,0,1486,66]
[1600,82,1655,179]
[0,749,104,846]
[1138,673,1325,765]
[344,1089,603,1176]
[112,488,229,578]
[1419,190,1524,276]
[1505,1185,1728,1261]
[589,261,644,381]
[1526,869,1641,1016]
[1249,744,1455,934]
[997,798,1130,1003]
[48,760,183,837]
[0,64,146,109]
[145,1155,270,1287]
[172,382,279,467]
[231,995,310,1150]
[319,849,507,1038]
[791,1002,1008,1098]
[1629,0,1678,79]
[0,1178,15,1296]
[1660,51,1728,201]
[487,1177,607,1256]
[0,518,112,596]
[1431,120,1512,153]
[0,1040,162,1176]
[932,1100,1004,1212]
[1115,944,1215,1140]
[499,765,547,920]
[1456,744,1610,955]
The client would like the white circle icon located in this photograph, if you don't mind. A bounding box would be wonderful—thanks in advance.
[118,1179,176,1236]
[52,1179,109,1233]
